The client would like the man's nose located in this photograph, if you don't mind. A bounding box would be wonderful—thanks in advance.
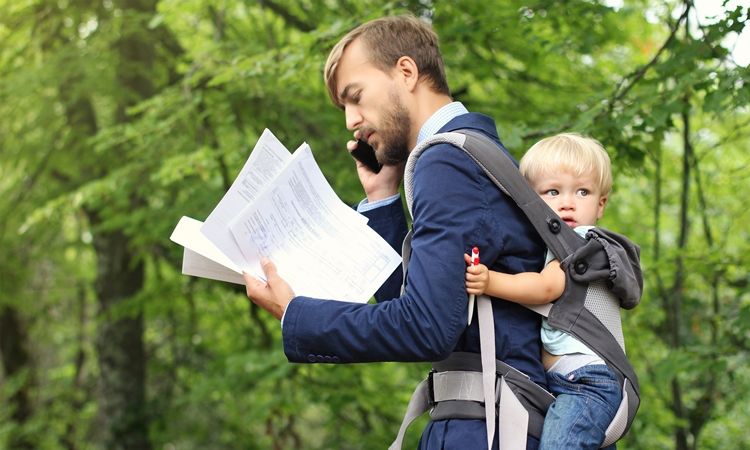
[345,105,363,130]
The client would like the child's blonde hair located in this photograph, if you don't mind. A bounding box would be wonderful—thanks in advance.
[519,133,612,196]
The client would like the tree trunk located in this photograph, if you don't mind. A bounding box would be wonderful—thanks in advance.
[87,1,162,448]
[89,220,150,450]
[670,102,693,450]
[0,305,35,450]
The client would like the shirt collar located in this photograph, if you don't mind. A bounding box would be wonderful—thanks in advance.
[416,101,469,145]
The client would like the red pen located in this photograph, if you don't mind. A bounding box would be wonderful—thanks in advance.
[467,246,479,325]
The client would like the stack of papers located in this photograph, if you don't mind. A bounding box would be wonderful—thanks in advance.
[170,129,401,303]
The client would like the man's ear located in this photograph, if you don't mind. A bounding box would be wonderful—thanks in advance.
[394,56,419,91]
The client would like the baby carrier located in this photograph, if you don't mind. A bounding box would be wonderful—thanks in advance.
[390,130,643,450]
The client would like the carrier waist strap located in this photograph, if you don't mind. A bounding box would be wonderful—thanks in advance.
[388,351,554,450]
[429,352,553,439]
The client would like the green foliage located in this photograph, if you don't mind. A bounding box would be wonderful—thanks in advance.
[0,0,749,448]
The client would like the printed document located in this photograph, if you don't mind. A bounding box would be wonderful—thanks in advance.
[228,145,398,302]
[170,129,401,303]
[201,129,292,269]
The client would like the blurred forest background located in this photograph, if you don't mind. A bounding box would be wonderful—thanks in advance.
[1,0,749,449]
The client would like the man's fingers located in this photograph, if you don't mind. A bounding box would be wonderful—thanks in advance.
[243,272,267,297]
[242,261,292,322]
[242,271,261,285]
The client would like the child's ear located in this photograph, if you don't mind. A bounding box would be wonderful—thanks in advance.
[597,195,608,219]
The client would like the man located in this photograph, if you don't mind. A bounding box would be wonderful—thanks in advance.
[244,15,547,449]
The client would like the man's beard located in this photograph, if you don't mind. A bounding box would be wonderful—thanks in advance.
[375,90,411,166]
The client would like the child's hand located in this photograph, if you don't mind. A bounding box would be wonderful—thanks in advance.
[464,253,489,295]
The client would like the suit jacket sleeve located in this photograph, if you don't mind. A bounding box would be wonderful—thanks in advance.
[361,197,408,302]
[282,145,507,363]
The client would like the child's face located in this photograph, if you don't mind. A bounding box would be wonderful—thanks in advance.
[532,170,608,228]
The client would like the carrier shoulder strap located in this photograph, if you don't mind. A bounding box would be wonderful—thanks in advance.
[397,130,641,449]
[404,130,585,262]
[444,131,644,444]
[397,130,570,450]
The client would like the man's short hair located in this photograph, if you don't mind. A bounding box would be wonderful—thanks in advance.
[324,15,450,108]
[520,133,613,196]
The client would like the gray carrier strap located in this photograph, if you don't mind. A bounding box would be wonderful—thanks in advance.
[405,131,584,261]
[431,353,554,422]
[388,378,430,450]
[399,229,413,296]
[457,130,584,260]
[399,129,642,448]
[389,297,554,450]
[395,132,557,449]
[445,130,642,441]
[478,295,501,449]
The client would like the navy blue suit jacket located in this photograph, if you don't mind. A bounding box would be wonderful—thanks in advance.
[282,113,547,448]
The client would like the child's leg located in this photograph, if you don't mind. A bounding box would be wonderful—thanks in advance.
[538,364,621,450]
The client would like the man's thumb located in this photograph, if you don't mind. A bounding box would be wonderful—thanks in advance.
[261,257,278,279]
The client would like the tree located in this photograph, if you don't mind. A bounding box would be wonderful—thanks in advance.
[0,1,748,449]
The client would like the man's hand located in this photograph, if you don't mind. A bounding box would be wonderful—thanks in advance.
[347,132,404,202]
[243,258,295,321]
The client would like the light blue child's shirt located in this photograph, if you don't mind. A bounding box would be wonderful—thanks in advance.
[540,225,597,356]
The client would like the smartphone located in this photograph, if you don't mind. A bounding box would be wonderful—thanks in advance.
[350,139,382,173]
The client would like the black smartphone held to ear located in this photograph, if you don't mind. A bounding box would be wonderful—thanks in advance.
[350,139,382,173]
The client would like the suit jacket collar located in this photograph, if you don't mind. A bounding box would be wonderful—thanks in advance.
[438,112,501,142]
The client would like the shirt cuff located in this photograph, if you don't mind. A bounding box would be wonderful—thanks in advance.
[356,194,401,213]
[280,300,292,329]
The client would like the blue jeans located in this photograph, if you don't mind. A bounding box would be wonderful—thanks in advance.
[539,364,621,450]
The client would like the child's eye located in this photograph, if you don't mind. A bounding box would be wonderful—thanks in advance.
[576,189,589,197]
[544,189,559,196]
